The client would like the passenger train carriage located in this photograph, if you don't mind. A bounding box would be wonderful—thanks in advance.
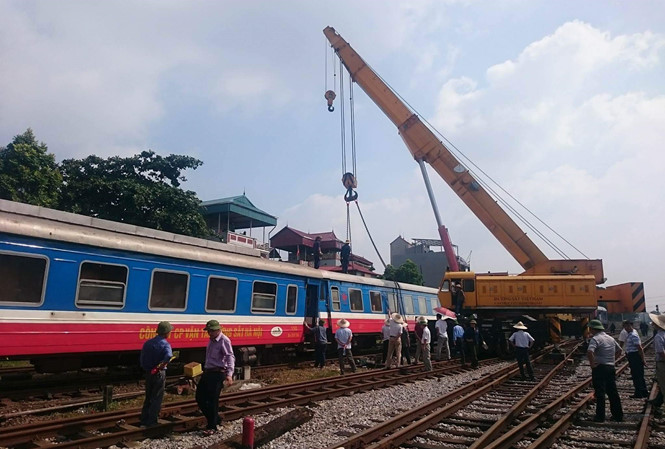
[0,200,439,372]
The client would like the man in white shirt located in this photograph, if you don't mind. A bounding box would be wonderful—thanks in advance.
[435,314,450,361]
[418,316,433,371]
[508,321,535,381]
[384,313,404,369]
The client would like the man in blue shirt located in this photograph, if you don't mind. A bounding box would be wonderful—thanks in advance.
[622,320,648,398]
[304,318,328,368]
[452,320,465,365]
[139,321,173,427]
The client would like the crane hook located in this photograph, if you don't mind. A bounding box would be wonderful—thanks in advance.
[342,172,358,202]
[325,90,336,112]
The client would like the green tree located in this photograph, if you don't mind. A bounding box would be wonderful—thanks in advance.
[59,150,208,237]
[382,264,398,281]
[381,260,424,285]
[0,129,62,207]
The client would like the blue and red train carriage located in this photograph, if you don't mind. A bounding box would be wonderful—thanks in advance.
[0,200,438,372]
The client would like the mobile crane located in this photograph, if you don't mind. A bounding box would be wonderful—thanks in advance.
[323,27,644,329]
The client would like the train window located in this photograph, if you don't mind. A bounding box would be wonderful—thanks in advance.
[349,289,363,311]
[429,297,438,311]
[251,281,277,313]
[388,293,398,314]
[149,270,188,310]
[440,280,451,293]
[369,291,382,313]
[206,277,237,312]
[76,262,127,308]
[462,279,475,292]
[403,295,414,315]
[286,285,297,315]
[0,252,48,305]
[331,287,341,311]
[418,296,427,315]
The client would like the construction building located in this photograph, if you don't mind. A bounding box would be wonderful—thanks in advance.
[390,237,470,288]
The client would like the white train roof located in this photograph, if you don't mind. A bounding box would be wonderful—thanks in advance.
[0,200,437,293]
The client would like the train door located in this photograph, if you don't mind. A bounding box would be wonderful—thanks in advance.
[304,280,321,327]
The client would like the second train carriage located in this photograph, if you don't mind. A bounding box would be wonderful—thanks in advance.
[0,199,438,372]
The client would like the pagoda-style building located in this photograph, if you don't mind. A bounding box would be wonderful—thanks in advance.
[200,195,276,257]
[270,226,377,277]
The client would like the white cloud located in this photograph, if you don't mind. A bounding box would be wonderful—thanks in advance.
[427,20,665,300]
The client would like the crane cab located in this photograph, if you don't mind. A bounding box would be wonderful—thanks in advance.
[439,271,597,314]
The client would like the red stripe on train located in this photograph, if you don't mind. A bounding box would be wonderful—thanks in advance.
[0,319,384,356]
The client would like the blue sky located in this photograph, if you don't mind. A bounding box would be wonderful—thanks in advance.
[1,1,664,309]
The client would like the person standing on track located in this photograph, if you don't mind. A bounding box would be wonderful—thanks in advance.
[452,319,465,366]
[418,316,433,371]
[414,317,425,364]
[622,320,648,398]
[435,314,450,361]
[304,318,328,368]
[587,319,623,422]
[384,313,404,369]
[139,321,173,428]
[464,319,484,369]
[197,319,235,435]
[334,319,357,374]
[381,319,391,364]
[649,313,665,414]
[400,321,412,365]
[508,321,535,381]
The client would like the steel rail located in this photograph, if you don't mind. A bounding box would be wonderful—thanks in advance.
[322,346,570,449]
[468,341,583,449]
[0,356,501,448]
[518,339,654,449]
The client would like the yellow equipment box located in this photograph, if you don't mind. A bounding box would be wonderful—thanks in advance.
[184,362,202,378]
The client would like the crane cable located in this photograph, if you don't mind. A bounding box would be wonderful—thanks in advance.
[327,53,387,272]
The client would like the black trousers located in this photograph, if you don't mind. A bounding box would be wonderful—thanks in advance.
[140,371,165,426]
[592,364,623,420]
[626,351,648,397]
[455,338,465,365]
[337,348,357,374]
[382,340,389,363]
[314,343,327,368]
[515,347,534,379]
[196,371,224,429]
[465,341,478,368]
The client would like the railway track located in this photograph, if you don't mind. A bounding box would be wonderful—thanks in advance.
[0,351,383,423]
[0,355,507,449]
[325,339,660,449]
[488,340,658,449]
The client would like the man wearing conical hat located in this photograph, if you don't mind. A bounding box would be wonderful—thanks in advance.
[384,313,404,369]
[508,321,535,381]
[417,316,433,371]
[334,319,356,374]
[648,313,665,412]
